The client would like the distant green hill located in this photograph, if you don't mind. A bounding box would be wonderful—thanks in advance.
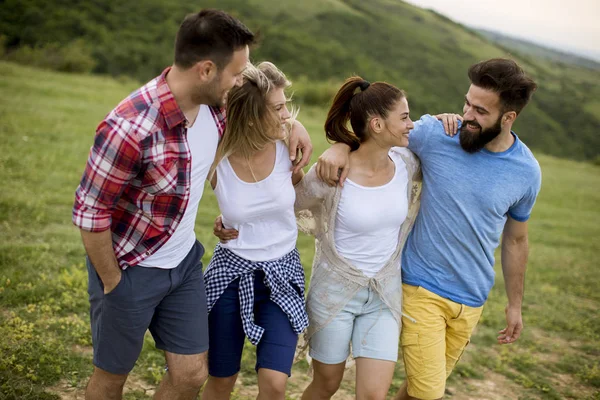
[1,0,599,160]
[477,28,600,71]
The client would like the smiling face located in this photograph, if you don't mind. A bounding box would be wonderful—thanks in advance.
[267,87,292,125]
[201,46,249,108]
[376,97,413,148]
[264,86,292,140]
[460,84,504,153]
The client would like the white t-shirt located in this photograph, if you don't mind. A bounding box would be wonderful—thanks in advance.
[138,106,219,269]
[215,140,298,261]
[334,150,409,277]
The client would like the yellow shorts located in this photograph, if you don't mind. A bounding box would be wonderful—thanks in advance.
[401,284,483,400]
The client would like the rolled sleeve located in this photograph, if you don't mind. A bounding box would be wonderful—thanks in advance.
[72,117,141,232]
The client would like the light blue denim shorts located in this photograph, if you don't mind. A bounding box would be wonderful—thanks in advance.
[308,286,399,364]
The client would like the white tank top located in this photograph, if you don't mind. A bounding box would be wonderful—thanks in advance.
[334,150,409,277]
[139,106,219,269]
[215,140,298,261]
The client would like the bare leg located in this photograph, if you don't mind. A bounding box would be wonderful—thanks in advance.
[154,351,208,400]
[393,381,411,400]
[257,368,288,400]
[355,357,395,400]
[85,367,128,400]
[301,359,345,400]
[201,374,238,400]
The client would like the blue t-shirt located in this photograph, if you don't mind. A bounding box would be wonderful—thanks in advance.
[402,115,542,307]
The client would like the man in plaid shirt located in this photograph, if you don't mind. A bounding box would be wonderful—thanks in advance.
[73,9,312,400]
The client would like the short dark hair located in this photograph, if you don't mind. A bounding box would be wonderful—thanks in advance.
[468,58,537,115]
[174,9,255,70]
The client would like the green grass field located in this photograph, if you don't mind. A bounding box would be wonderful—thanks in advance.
[1,62,599,399]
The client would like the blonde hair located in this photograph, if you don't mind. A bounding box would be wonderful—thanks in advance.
[257,61,298,134]
[258,61,290,90]
[210,61,297,179]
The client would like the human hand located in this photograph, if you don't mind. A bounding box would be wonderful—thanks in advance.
[101,269,122,295]
[289,121,313,174]
[213,215,238,243]
[497,304,523,344]
[435,113,463,136]
[316,143,351,187]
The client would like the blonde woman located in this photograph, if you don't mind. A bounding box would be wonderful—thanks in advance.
[294,77,421,400]
[201,62,307,400]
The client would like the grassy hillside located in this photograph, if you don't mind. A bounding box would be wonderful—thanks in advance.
[1,62,599,399]
[1,0,599,162]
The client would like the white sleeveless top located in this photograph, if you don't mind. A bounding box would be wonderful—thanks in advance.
[334,150,409,277]
[139,106,219,269]
[215,140,298,261]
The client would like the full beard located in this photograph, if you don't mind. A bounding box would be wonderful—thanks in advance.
[459,117,502,153]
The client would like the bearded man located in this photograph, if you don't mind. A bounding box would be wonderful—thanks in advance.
[316,58,541,400]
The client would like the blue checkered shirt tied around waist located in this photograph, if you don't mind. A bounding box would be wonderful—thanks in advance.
[204,244,308,345]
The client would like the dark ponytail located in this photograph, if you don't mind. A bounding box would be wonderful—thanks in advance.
[324,77,365,151]
[325,76,405,151]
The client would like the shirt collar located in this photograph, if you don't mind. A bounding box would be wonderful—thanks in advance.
[156,67,187,130]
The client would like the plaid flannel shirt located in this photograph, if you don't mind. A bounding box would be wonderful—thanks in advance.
[73,67,225,269]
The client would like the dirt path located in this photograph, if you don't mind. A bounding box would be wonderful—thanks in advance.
[47,366,533,400]
[47,374,155,399]
[446,371,530,400]
[45,343,586,400]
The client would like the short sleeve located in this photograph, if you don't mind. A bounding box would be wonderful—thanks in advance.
[508,166,542,222]
[408,114,444,156]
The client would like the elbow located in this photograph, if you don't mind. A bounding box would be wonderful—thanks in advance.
[513,235,528,246]
[502,226,528,246]
[503,234,528,250]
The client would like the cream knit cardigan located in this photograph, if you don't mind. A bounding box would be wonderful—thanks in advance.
[294,147,422,354]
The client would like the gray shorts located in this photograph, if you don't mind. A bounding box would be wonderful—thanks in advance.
[87,241,208,374]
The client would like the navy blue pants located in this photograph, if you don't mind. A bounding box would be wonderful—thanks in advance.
[208,270,298,377]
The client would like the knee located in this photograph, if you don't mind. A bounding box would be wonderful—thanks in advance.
[208,375,238,394]
[259,379,287,399]
[312,370,343,397]
[87,367,128,398]
[169,363,208,390]
[314,378,341,398]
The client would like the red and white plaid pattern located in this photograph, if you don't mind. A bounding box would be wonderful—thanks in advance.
[73,67,225,268]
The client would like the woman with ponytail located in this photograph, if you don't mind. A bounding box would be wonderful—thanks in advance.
[201,62,307,400]
[295,76,421,399]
